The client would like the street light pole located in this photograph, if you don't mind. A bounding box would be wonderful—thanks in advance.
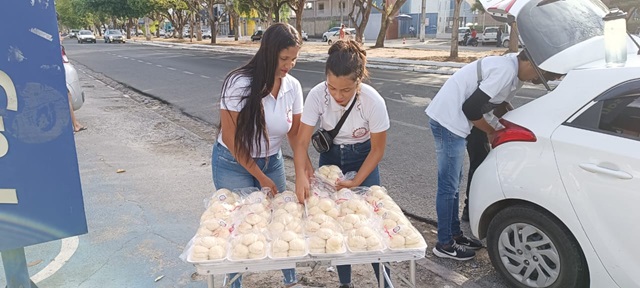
[419,0,426,42]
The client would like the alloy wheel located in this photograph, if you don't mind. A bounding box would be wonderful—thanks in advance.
[498,223,560,287]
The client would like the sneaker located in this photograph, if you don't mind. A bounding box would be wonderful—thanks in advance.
[454,234,483,250]
[461,206,469,222]
[338,284,354,288]
[432,242,475,261]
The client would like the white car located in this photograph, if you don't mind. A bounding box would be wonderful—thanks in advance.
[327,28,363,45]
[61,46,84,111]
[322,26,341,42]
[301,30,308,41]
[76,30,96,43]
[470,0,640,287]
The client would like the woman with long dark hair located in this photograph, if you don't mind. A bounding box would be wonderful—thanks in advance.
[293,40,391,288]
[211,23,305,288]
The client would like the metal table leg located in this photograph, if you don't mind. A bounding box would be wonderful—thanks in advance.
[379,262,385,288]
[207,275,214,288]
[410,260,416,287]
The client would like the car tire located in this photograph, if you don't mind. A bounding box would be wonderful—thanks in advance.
[503,39,510,48]
[486,205,589,288]
[323,36,327,42]
[327,40,332,45]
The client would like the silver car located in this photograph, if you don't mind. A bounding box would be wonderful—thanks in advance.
[104,29,125,43]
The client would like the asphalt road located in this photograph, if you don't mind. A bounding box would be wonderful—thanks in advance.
[63,39,547,223]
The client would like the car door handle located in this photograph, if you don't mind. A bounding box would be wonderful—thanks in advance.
[579,163,633,180]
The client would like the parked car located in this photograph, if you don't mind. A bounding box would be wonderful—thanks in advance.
[251,30,263,41]
[470,0,640,287]
[104,30,125,43]
[479,24,511,47]
[76,30,96,43]
[69,29,80,39]
[322,26,341,42]
[202,29,212,39]
[301,30,308,41]
[457,27,470,43]
[61,46,84,111]
[327,28,363,45]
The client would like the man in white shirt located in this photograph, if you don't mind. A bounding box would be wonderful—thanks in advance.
[425,50,558,261]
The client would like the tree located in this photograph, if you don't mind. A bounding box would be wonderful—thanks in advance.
[372,0,409,48]
[56,0,93,29]
[348,0,374,44]
[287,0,306,41]
[472,0,518,52]
[448,0,463,58]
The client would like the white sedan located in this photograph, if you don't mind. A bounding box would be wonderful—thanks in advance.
[327,28,363,45]
[470,0,640,287]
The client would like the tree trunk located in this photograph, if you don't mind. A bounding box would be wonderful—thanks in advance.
[449,0,463,59]
[111,17,117,29]
[508,22,518,52]
[126,18,133,39]
[209,5,217,44]
[234,14,240,41]
[374,13,391,48]
[196,14,202,41]
[145,17,151,40]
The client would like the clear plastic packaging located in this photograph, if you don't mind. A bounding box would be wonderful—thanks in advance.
[306,214,341,234]
[305,194,340,220]
[182,235,229,264]
[268,232,308,259]
[200,201,235,223]
[206,188,241,208]
[272,190,299,208]
[272,201,304,219]
[314,165,344,187]
[197,218,233,239]
[236,187,272,206]
[346,225,386,254]
[228,231,269,261]
[380,210,412,231]
[268,213,305,236]
[385,223,427,251]
[307,227,347,256]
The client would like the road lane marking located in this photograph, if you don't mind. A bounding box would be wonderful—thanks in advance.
[31,236,79,284]
[156,65,163,67]
[200,75,210,79]
[211,58,237,62]
[390,119,428,131]
[145,62,152,65]
[123,57,129,59]
[183,71,194,75]
[0,189,18,204]
[167,67,176,71]
[137,60,144,63]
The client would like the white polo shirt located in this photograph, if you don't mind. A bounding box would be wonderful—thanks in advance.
[425,53,523,138]
[302,82,390,145]
[217,74,304,157]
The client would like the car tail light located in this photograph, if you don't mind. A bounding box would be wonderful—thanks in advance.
[61,46,69,63]
[491,119,537,148]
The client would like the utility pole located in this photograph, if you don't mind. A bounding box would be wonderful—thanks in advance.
[419,0,426,42]
[340,0,344,25]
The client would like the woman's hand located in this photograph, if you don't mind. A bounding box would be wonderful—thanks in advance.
[295,176,311,204]
[258,176,278,195]
[336,179,360,190]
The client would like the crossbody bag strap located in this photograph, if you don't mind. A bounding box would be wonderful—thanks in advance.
[328,95,358,138]
[476,57,483,86]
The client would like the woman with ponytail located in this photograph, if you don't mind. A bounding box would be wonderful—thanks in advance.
[293,40,392,288]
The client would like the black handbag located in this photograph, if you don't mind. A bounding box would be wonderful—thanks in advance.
[311,96,357,153]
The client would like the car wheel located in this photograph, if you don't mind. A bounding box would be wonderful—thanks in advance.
[503,40,510,48]
[328,40,332,45]
[486,205,589,288]
[323,36,327,42]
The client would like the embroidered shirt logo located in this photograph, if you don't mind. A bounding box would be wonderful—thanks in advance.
[352,127,368,138]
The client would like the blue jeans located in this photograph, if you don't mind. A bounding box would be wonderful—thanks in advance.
[429,119,465,245]
[319,140,390,287]
[211,143,296,288]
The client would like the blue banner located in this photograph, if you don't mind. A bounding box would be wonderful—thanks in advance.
[0,0,88,251]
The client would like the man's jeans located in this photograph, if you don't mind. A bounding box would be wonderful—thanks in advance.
[211,143,296,287]
[429,119,465,245]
